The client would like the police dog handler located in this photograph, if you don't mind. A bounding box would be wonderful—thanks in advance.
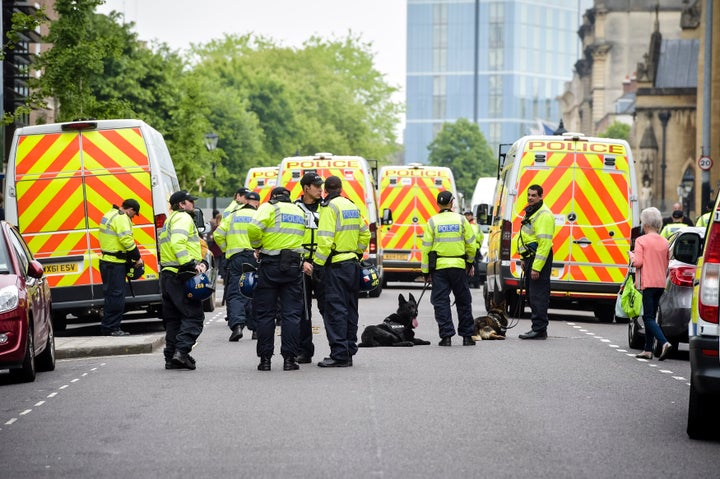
[421,191,477,346]
[160,191,209,370]
[248,186,306,371]
[98,198,143,336]
[313,175,370,367]
[516,184,555,340]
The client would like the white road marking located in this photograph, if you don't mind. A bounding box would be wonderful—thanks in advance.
[5,418,17,425]
[34,401,45,407]
[19,409,31,416]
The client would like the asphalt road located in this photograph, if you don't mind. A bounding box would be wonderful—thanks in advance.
[2,283,720,478]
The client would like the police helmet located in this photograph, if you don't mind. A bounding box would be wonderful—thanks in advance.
[126,263,145,280]
[185,272,214,302]
[358,261,380,292]
[239,271,259,298]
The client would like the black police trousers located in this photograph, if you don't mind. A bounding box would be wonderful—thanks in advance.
[321,260,360,361]
[161,270,205,360]
[523,250,553,332]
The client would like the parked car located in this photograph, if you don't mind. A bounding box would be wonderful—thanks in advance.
[0,221,55,382]
[628,227,705,354]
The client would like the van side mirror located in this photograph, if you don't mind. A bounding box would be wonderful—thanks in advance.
[476,204,490,225]
[193,208,207,234]
[382,208,393,226]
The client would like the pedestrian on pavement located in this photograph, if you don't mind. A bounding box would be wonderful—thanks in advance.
[421,192,477,346]
[662,202,693,227]
[313,175,370,367]
[516,184,555,340]
[464,210,484,288]
[631,207,672,360]
[160,190,209,370]
[248,186,306,371]
[214,191,260,342]
[223,187,249,219]
[98,199,143,336]
[660,210,689,239]
[294,172,326,364]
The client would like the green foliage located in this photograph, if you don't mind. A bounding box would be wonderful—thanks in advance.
[598,121,630,141]
[427,118,495,199]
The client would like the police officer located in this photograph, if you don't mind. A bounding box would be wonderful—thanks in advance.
[421,192,476,346]
[294,172,326,364]
[248,186,306,371]
[516,184,555,340]
[214,191,261,341]
[223,187,249,219]
[464,210,484,288]
[313,176,370,368]
[660,210,689,239]
[99,199,143,336]
[160,191,209,369]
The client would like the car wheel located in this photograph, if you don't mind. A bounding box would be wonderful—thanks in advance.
[203,290,216,312]
[628,318,644,349]
[36,320,56,372]
[687,379,720,439]
[10,328,36,383]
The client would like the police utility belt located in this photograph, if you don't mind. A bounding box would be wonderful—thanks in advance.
[102,250,128,260]
[327,250,359,267]
[260,249,302,271]
[519,242,538,260]
[427,251,467,272]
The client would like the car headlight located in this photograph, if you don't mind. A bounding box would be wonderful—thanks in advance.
[0,285,20,313]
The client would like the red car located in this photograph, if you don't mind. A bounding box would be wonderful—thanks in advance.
[0,221,55,382]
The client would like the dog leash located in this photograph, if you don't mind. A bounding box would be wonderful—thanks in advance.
[416,279,431,308]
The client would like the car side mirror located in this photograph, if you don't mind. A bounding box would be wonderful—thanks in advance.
[28,260,44,279]
[382,208,393,226]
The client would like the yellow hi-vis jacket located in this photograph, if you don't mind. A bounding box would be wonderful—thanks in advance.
[421,210,477,273]
[99,207,139,264]
[222,199,241,218]
[660,222,688,239]
[472,223,484,249]
[158,210,203,273]
[696,212,711,228]
[516,202,554,272]
[314,195,370,266]
[247,200,305,255]
[213,204,256,259]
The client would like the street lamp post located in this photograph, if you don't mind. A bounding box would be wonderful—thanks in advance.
[204,132,219,211]
[658,111,671,212]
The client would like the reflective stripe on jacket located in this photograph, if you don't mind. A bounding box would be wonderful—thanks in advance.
[660,222,687,239]
[214,204,256,259]
[158,210,203,273]
[421,210,477,273]
[314,196,370,266]
[517,203,554,272]
[247,201,305,255]
[99,208,138,264]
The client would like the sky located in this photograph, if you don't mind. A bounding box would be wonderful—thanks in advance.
[98,0,407,132]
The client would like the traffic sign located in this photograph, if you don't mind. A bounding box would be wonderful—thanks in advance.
[698,155,713,171]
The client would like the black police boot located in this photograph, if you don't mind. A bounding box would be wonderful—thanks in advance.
[257,356,271,371]
[463,336,476,346]
[229,325,244,342]
[283,357,299,371]
[171,351,196,370]
[438,337,452,347]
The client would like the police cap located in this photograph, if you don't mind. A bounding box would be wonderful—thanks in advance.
[169,190,197,205]
[245,191,260,201]
[300,173,324,187]
[270,187,291,198]
[437,191,454,206]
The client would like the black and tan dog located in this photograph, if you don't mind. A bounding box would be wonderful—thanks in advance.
[358,293,431,347]
[471,308,509,341]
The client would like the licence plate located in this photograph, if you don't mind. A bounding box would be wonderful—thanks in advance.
[384,253,409,261]
[43,263,79,274]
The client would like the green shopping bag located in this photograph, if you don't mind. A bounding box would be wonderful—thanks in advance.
[620,275,643,318]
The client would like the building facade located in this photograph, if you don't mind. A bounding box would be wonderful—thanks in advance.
[405,0,590,164]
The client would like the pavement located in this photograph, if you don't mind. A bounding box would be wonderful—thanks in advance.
[55,333,166,360]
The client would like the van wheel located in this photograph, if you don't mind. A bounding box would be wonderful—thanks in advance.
[594,304,614,323]
[506,290,523,317]
[52,312,67,332]
[36,320,56,372]
[688,380,720,439]
[10,329,36,383]
[482,283,491,312]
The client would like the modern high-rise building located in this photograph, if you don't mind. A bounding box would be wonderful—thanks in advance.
[405,0,591,163]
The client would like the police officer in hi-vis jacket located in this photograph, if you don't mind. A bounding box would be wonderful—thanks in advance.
[516,184,555,340]
[421,191,477,346]
[248,186,306,372]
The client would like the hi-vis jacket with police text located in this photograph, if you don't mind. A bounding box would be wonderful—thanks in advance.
[99,208,140,264]
[295,198,321,261]
[158,210,203,273]
[516,203,554,272]
[660,222,688,239]
[421,210,477,273]
[247,200,305,255]
[214,204,256,259]
[315,195,370,266]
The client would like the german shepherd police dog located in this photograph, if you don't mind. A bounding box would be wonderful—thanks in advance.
[358,293,431,347]
[471,308,509,341]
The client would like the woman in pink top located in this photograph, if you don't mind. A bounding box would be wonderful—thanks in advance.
[631,207,672,360]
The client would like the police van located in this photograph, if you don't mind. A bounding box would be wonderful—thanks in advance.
[244,166,278,204]
[484,133,640,321]
[276,152,383,297]
[3,119,181,329]
[378,164,458,283]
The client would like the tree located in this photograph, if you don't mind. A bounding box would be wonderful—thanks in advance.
[598,121,630,141]
[427,118,495,199]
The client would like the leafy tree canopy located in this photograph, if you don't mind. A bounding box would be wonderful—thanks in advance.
[598,121,630,141]
[427,118,495,200]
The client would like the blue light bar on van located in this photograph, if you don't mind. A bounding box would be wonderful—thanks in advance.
[61,121,98,131]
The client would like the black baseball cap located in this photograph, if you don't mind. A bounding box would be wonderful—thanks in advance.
[270,187,291,198]
[236,187,250,196]
[169,190,197,205]
[245,191,260,201]
[437,191,454,206]
[300,173,324,187]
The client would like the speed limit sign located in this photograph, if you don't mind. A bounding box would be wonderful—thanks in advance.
[698,155,713,171]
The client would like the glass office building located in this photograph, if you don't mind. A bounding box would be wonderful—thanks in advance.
[405,0,589,163]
